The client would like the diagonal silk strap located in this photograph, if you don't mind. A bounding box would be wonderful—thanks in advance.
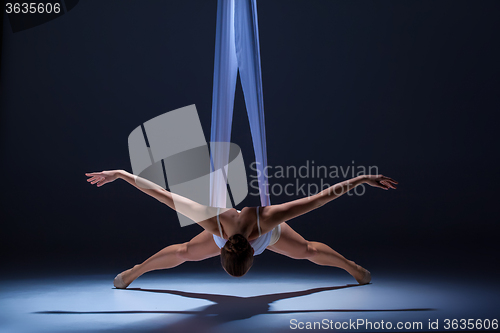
[210,0,271,208]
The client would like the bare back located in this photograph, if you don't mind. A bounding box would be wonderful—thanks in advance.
[211,207,267,241]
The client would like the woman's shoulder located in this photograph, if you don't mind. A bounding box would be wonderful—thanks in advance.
[196,215,219,235]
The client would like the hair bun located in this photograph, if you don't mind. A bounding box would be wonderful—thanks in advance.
[229,234,249,252]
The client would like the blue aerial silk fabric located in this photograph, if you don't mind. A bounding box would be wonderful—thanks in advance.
[210,0,270,208]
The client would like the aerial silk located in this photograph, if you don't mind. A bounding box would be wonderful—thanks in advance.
[210,0,270,208]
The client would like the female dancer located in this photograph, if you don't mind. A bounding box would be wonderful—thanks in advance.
[85,170,397,288]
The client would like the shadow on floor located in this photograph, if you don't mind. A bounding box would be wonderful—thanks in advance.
[35,283,434,332]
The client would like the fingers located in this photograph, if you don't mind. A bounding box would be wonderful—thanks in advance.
[381,175,398,184]
[85,172,107,187]
[381,180,396,190]
[378,181,389,190]
[372,181,389,190]
[86,173,105,186]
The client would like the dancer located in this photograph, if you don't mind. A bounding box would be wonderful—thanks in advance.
[85,170,397,288]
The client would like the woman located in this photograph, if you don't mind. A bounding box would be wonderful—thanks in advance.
[85,170,397,288]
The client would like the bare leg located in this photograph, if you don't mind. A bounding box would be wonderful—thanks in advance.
[267,223,370,284]
[115,230,221,288]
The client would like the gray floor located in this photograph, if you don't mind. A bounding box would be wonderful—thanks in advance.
[1,270,498,333]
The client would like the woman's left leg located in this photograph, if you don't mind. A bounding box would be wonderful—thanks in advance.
[267,222,370,284]
[116,230,221,288]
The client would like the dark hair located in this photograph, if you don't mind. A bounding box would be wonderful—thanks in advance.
[220,234,254,277]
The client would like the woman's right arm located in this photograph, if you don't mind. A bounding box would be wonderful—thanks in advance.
[259,174,398,232]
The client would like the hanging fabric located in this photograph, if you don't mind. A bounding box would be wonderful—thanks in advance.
[210,0,270,208]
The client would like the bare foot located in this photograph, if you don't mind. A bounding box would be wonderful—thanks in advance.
[355,264,371,285]
[113,265,139,289]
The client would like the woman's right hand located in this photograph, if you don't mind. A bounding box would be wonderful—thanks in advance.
[85,170,121,187]
[364,174,398,190]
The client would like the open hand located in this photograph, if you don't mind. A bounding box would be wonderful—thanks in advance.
[85,170,119,187]
[365,174,398,190]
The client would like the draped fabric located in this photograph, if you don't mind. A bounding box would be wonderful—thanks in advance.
[210,0,270,208]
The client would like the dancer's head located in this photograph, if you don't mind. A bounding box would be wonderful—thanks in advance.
[220,234,254,277]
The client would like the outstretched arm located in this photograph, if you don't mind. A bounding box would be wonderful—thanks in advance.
[86,169,176,207]
[260,174,398,231]
[85,170,221,231]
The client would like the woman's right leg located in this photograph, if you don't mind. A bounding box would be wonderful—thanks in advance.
[267,223,370,284]
[116,230,221,288]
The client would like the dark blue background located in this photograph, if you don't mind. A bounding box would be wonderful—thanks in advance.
[1,0,499,276]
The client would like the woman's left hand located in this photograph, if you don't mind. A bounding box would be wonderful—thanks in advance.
[85,170,120,187]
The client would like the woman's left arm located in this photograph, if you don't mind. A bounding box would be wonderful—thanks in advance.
[85,170,220,231]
